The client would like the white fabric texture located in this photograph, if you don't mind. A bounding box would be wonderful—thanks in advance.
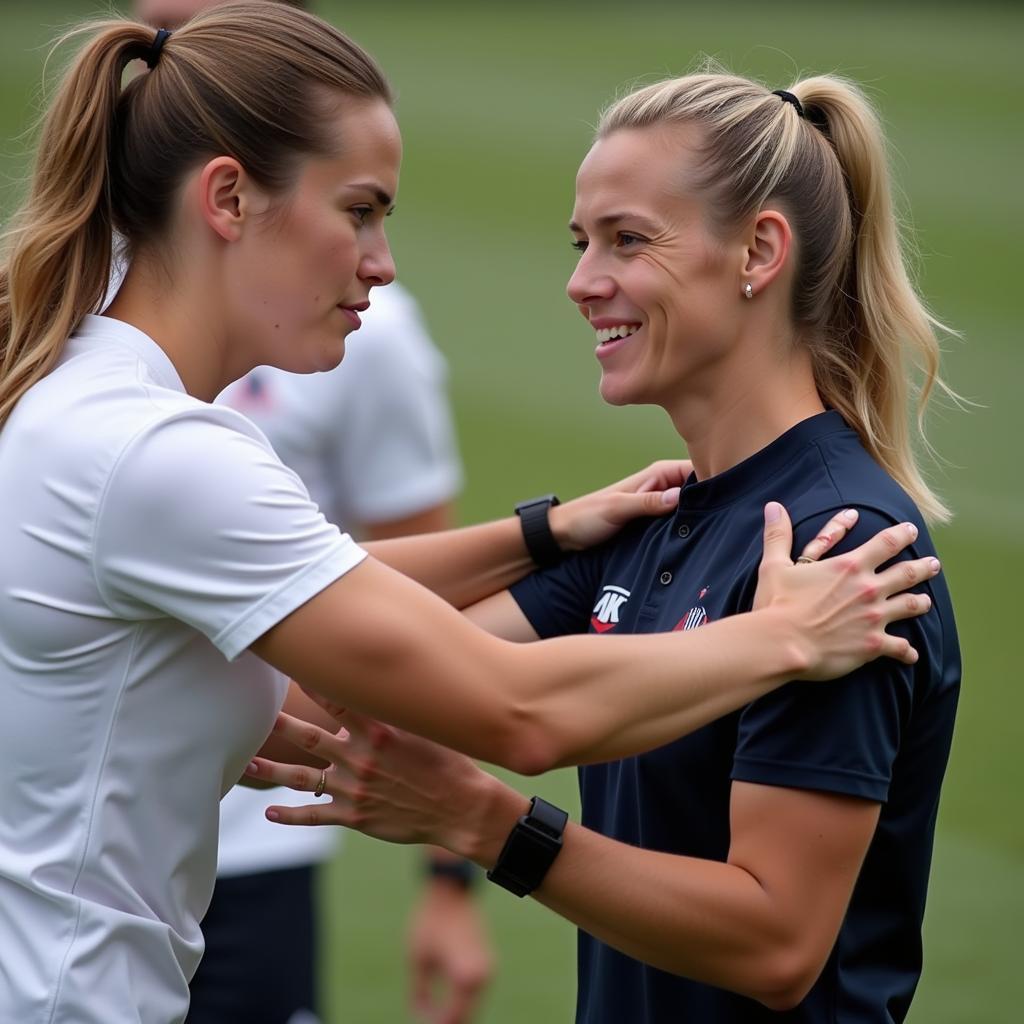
[0,315,365,1023]
[214,282,462,876]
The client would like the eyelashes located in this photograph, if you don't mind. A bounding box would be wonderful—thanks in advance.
[570,233,645,254]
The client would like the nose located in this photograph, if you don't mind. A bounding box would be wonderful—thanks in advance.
[359,231,396,288]
[566,250,615,307]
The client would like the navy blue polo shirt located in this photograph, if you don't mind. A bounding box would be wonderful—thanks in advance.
[510,411,960,1024]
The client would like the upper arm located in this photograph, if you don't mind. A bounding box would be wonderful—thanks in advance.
[464,590,540,642]
[727,781,880,989]
[507,532,624,640]
[249,555,523,762]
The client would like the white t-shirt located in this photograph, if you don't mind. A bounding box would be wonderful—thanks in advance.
[0,315,366,1023]
[213,282,462,877]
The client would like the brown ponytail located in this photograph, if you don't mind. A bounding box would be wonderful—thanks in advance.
[599,67,955,524]
[0,1,391,429]
[0,23,152,428]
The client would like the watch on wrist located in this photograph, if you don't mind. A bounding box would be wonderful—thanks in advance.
[514,494,563,569]
[486,796,568,898]
[426,856,478,890]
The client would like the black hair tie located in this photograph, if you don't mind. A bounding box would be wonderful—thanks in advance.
[772,89,805,119]
[145,28,172,69]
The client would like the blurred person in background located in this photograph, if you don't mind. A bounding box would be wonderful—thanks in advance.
[254,68,960,1024]
[0,5,939,1021]
[128,2,491,1023]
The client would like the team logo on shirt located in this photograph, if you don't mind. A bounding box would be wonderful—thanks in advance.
[591,585,631,633]
[674,586,711,631]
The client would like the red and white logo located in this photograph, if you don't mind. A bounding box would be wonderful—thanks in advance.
[674,585,711,631]
[591,585,631,633]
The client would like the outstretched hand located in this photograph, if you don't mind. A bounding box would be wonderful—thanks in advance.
[246,702,493,854]
[754,501,940,679]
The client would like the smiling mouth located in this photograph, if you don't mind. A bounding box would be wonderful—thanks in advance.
[594,324,641,345]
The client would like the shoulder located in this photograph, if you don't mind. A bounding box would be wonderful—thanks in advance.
[774,425,926,548]
[342,282,447,381]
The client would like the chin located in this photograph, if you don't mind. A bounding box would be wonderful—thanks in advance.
[313,340,346,373]
[598,373,645,408]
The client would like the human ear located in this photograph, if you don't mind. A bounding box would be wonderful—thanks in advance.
[742,209,793,299]
[198,157,263,243]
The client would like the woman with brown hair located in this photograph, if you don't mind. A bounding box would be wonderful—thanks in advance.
[252,70,960,1023]
[0,6,936,1020]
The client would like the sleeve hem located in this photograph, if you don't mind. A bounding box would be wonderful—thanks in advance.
[349,465,462,524]
[508,578,558,639]
[215,544,367,661]
[731,755,890,803]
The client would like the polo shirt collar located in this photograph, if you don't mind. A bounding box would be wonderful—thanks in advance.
[679,410,849,512]
[72,314,187,394]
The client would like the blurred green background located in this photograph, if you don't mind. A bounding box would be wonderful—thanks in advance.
[2,1,1021,1020]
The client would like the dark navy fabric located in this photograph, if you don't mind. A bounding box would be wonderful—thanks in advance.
[509,411,960,1024]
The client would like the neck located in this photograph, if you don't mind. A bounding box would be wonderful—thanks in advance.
[104,253,241,402]
[665,331,826,480]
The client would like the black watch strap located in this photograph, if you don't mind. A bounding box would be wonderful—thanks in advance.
[426,856,478,890]
[514,494,563,569]
[486,796,568,898]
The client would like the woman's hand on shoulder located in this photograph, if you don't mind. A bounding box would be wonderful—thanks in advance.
[754,502,941,680]
[550,458,691,552]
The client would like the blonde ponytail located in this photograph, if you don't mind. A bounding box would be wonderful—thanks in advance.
[794,78,953,523]
[0,1,391,429]
[600,69,954,524]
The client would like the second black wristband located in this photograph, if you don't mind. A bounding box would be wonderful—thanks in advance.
[514,494,563,569]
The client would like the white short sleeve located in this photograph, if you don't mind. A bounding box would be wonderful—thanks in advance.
[94,409,366,660]
[325,286,462,524]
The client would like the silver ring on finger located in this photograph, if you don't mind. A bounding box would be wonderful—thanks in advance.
[313,768,327,799]
[795,555,815,564]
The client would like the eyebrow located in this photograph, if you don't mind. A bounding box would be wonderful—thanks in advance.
[568,212,659,234]
[351,182,394,208]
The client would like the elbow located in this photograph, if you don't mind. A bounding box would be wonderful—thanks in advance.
[747,947,825,1012]
[487,704,563,777]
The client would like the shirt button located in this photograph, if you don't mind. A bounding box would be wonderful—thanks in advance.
[677,524,691,538]
[659,570,673,585]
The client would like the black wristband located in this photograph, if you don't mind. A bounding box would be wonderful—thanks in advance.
[426,856,478,890]
[514,494,563,569]
[486,796,568,898]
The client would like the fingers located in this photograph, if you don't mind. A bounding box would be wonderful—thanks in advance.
[877,632,919,666]
[797,509,859,563]
[244,755,332,793]
[264,800,345,826]
[760,501,794,566]
[270,710,348,760]
[440,981,481,1024]
[874,555,942,600]
[608,487,681,524]
[298,685,346,721]
[848,520,920,571]
[410,960,433,1020]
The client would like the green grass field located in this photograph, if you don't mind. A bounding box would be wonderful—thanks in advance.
[2,2,1022,1020]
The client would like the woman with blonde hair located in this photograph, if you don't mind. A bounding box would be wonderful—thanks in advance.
[253,70,960,1023]
[0,6,937,1019]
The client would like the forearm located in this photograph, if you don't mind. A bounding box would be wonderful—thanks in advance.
[256,560,806,773]
[363,517,535,609]
[509,609,806,770]
[454,783,803,1008]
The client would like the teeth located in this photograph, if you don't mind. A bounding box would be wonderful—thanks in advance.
[595,324,640,343]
